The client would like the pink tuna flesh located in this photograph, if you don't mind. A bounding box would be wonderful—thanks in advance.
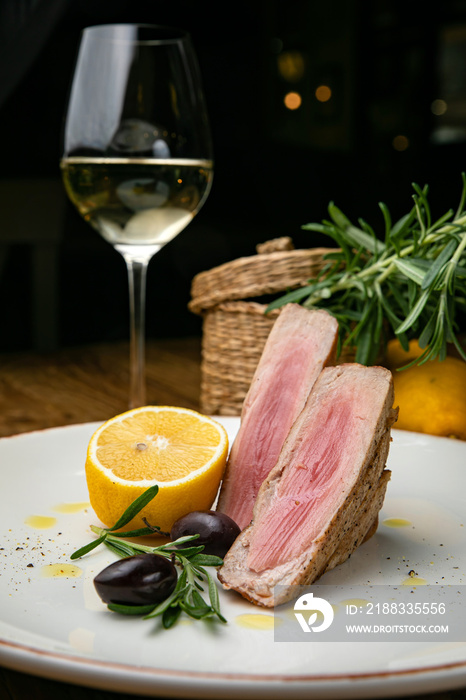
[246,389,371,572]
[224,343,314,527]
[219,344,337,528]
[217,306,338,530]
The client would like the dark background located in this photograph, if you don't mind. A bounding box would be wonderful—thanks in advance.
[2,0,466,352]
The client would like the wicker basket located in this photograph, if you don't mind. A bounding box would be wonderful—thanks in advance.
[189,238,334,415]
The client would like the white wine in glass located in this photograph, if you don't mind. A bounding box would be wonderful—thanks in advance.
[60,24,213,408]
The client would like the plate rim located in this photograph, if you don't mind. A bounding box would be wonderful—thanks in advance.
[2,634,466,700]
[1,421,466,699]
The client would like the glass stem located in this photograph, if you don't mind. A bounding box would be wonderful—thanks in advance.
[123,254,150,409]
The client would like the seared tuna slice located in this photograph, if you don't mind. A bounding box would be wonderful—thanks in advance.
[218,363,397,607]
[216,304,339,530]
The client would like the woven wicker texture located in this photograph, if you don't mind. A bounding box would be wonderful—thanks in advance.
[189,243,333,315]
[189,238,336,415]
[199,302,280,415]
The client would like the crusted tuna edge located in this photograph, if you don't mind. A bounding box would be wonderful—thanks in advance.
[321,468,391,574]
[218,366,397,608]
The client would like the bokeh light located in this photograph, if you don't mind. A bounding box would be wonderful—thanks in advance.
[284,91,302,110]
[315,85,332,102]
[392,134,410,151]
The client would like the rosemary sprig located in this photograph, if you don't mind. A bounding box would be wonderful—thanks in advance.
[71,485,226,628]
[267,176,466,367]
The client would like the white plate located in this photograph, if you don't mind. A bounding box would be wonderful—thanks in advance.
[1,419,466,699]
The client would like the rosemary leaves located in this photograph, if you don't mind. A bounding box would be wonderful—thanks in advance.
[71,484,226,629]
[268,176,466,367]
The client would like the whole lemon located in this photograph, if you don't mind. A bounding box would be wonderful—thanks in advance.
[391,356,466,440]
[385,338,425,370]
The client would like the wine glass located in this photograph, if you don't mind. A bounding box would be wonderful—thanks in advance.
[60,24,213,408]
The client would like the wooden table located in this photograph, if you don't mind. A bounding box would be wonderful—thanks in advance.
[1,336,465,700]
[0,337,203,438]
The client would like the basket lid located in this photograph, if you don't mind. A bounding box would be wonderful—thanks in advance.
[189,237,333,314]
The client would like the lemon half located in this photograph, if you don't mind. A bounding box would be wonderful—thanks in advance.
[85,406,229,532]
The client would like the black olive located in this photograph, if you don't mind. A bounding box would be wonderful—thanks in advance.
[170,510,241,558]
[94,553,177,606]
